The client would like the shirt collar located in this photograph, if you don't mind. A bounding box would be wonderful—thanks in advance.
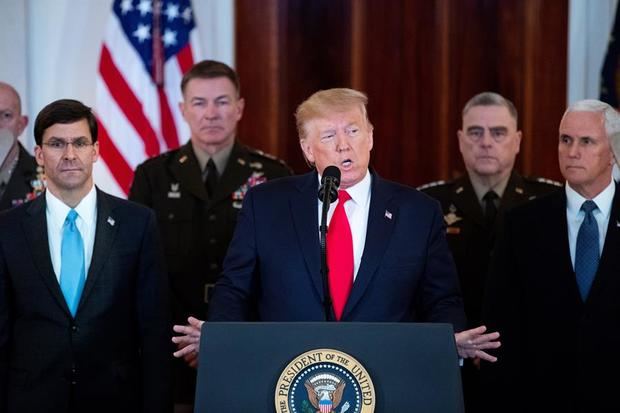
[469,173,511,203]
[191,140,234,177]
[566,180,615,219]
[46,185,97,225]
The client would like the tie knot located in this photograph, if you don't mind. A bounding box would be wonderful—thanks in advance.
[483,190,499,202]
[581,200,598,214]
[338,190,351,203]
[206,158,217,175]
[66,209,78,224]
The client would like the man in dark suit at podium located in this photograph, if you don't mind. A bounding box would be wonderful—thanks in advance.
[483,99,620,412]
[173,88,500,364]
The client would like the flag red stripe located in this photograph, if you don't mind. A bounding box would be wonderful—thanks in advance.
[176,44,194,75]
[157,87,180,149]
[97,120,134,193]
[99,45,161,157]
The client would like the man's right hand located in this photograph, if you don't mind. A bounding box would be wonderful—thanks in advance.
[172,316,204,367]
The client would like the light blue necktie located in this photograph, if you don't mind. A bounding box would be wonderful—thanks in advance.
[575,200,599,301]
[60,209,86,316]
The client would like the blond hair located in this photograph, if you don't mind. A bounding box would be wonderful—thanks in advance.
[295,88,372,141]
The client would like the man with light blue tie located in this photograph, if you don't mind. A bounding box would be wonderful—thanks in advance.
[0,99,172,413]
[482,99,620,412]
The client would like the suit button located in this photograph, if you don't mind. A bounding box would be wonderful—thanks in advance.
[209,238,216,245]
[71,325,79,333]
[168,213,175,219]
[209,263,218,271]
[208,214,216,221]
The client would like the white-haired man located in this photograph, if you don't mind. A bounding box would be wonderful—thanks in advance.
[483,99,620,412]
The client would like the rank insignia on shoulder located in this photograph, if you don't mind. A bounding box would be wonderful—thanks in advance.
[446,227,461,235]
[167,183,181,199]
[417,180,445,190]
[535,177,562,187]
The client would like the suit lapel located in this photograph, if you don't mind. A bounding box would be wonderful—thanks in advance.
[499,172,530,212]
[547,191,582,301]
[78,189,119,310]
[342,173,396,318]
[587,184,620,304]
[22,194,72,315]
[452,176,485,228]
[289,172,323,299]
[169,143,208,202]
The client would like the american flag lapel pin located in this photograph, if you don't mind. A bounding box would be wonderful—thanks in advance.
[384,210,393,220]
[107,216,115,227]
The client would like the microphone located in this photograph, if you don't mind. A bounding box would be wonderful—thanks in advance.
[318,165,341,321]
[318,165,341,203]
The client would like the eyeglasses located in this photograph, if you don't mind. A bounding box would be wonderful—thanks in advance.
[41,138,94,152]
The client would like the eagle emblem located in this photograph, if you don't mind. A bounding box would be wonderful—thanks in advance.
[304,373,349,413]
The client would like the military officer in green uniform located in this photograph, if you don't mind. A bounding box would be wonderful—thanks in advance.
[129,60,292,412]
[0,82,44,210]
[419,92,560,413]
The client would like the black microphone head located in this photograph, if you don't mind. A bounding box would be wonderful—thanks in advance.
[321,165,341,186]
[318,166,341,203]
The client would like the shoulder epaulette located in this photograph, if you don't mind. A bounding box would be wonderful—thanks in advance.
[417,180,447,191]
[527,176,563,187]
[249,148,289,167]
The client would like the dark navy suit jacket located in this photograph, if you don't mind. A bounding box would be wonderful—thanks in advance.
[482,185,620,412]
[209,171,466,329]
[0,189,172,413]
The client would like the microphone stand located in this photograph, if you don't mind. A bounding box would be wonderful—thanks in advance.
[319,179,336,322]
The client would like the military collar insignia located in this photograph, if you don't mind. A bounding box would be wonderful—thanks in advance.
[167,182,181,199]
[179,155,188,164]
[107,216,116,227]
[237,158,246,166]
[515,187,524,194]
[455,186,464,194]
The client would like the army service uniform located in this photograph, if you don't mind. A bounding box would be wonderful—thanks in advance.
[129,141,292,403]
[419,171,560,413]
[0,143,44,210]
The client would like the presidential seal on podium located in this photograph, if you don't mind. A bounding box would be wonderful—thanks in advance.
[275,348,376,413]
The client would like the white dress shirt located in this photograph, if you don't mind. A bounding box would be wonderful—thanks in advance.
[318,170,372,280]
[565,180,615,269]
[46,185,98,281]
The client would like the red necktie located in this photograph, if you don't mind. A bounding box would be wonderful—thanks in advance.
[327,190,353,320]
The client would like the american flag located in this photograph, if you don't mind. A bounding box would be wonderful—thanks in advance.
[95,0,201,195]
